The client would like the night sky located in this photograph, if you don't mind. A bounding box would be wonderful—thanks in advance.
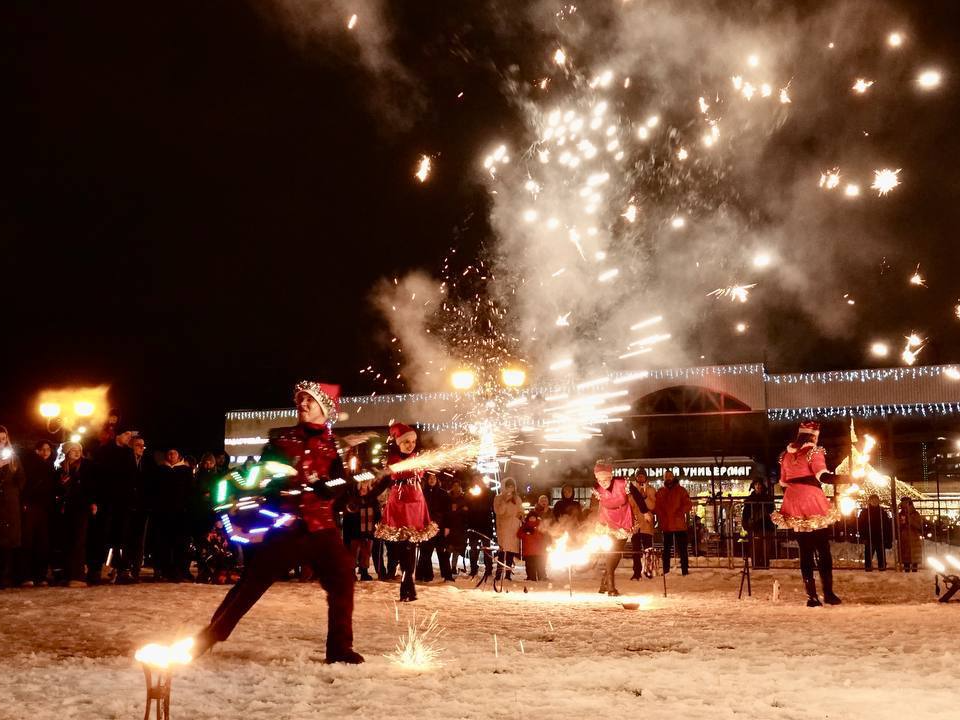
[3,1,959,452]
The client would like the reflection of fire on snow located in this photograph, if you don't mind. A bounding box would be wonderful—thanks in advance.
[547,531,612,570]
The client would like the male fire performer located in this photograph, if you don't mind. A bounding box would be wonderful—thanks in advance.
[192,381,363,663]
[771,420,846,607]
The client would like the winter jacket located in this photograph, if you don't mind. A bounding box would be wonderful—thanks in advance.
[628,482,657,536]
[494,490,523,554]
[153,461,194,515]
[741,488,776,534]
[0,455,26,548]
[422,483,451,530]
[55,458,95,514]
[21,452,56,510]
[342,490,382,543]
[655,480,693,532]
[518,509,548,557]
[445,491,469,549]
[897,506,923,564]
[857,506,893,549]
[552,494,582,522]
[595,479,635,537]
[466,486,494,535]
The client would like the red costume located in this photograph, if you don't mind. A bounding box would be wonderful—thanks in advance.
[196,381,362,662]
[771,422,841,532]
[594,477,639,539]
[771,421,843,607]
[370,423,437,602]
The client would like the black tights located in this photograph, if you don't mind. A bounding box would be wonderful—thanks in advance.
[797,528,832,581]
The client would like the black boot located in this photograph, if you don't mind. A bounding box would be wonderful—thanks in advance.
[598,570,609,594]
[400,573,417,602]
[821,569,841,605]
[803,577,822,607]
[607,572,621,597]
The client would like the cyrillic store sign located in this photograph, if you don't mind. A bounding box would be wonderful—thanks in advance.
[613,463,754,480]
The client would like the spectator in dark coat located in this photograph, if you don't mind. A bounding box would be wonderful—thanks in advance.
[191,453,218,548]
[465,480,494,577]
[552,484,582,522]
[17,440,56,586]
[151,448,194,581]
[897,497,923,572]
[112,435,153,583]
[90,427,136,583]
[416,475,452,581]
[0,426,27,589]
[655,471,693,575]
[444,482,469,576]
[857,494,893,571]
[51,442,96,586]
[341,482,381,581]
[741,479,776,569]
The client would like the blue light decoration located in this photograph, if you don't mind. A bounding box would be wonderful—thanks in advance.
[213,461,301,544]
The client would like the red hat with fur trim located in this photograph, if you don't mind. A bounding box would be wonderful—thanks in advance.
[797,420,820,440]
[294,381,344,423]
[594,458,614,475]
[389,422,417,443]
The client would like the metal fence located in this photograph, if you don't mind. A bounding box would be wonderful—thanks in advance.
[639,496,960,571]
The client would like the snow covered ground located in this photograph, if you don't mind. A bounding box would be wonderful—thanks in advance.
[0,567,953,720]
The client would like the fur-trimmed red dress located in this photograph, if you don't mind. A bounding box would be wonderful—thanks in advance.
[372,450,438,543]
[593,478,641,540]
[770,441,841,532]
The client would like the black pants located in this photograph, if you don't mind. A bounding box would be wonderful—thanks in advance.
[113,510,147,576]
[416,536,452,581]
[468,533,492,575]
[864,543,886,571]
[207,527,355,657]
[631,532,652,575]
[662,531,689,574]
[152,512,190,581]
[607,537,626,576]
[16,504,51,584]
[371,538,386,578]
[85,507,110,582]
[796,528,832,581]
[51,507,88,583]
[495,550,516,579]
[524,555,546,580]
[394,540,418,599]
[446,544,466,575]
[749,531,775,569]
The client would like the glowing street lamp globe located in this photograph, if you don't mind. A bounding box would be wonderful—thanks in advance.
[74,400,95,417]
[39,402,61,419]
[500,367,526,387]
[451,370,476,391]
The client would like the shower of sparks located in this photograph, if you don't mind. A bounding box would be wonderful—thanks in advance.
[819,169,841,189]
[852,78,874,94]
[553,48,567,66]
[779,87,791,103]
[917,69,942,90]
[909,266,926,287]
[902,334,925,365]
[414,155,432,183]
[622,204,637,222]
[347,14,358,30]
[556,313,571,327]
[708,283,757,303]
[630,315,663,331]
[677,147,689,160]
[598,268,619,282]
[386,611,444,670]
[871,168,901,196]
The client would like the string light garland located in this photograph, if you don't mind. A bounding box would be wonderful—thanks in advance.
[764,365,960,384]
[769,403,960,421]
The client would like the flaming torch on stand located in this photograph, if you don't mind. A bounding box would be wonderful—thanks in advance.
[134,638,195,720]
[547,531,613,598]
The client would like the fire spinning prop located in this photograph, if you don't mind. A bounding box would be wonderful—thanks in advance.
[386,611,445,670]
[927,556,960,603]
[134,638,194,720]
